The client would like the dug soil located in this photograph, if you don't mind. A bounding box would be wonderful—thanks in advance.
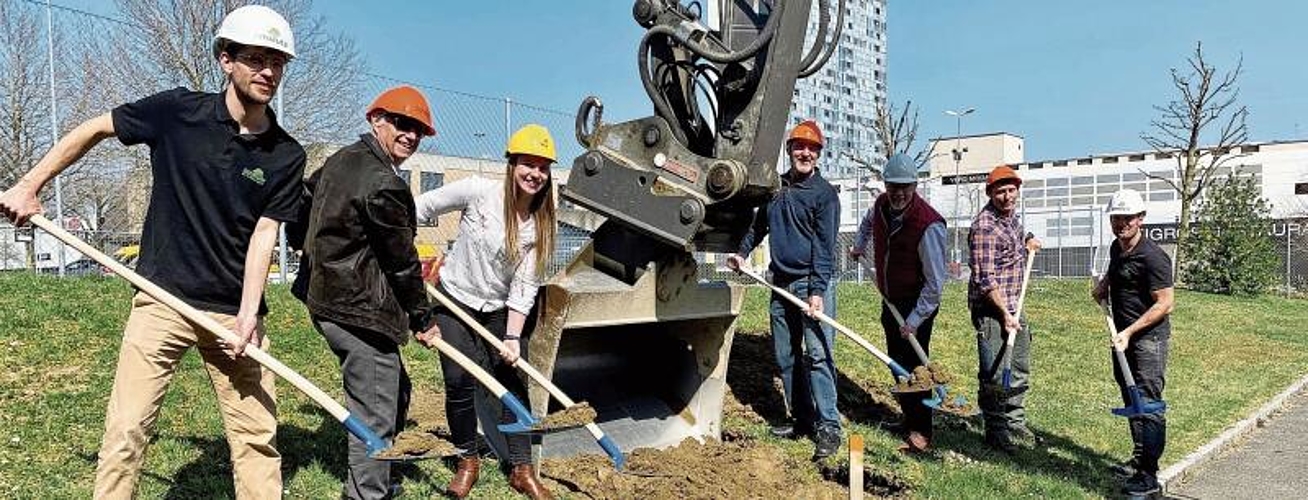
[536,402,598,430]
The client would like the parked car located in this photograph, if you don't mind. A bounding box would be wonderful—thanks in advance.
[40,258,105,277]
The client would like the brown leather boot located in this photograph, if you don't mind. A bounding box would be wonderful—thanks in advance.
[446,456,480,499]
[508,464,553,500]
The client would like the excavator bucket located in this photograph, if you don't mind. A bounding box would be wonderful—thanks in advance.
[476,226,744,461]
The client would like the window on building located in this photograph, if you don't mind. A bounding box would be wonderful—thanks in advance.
[1054,160,1068,166]
[1096,195,1113,206]
[1123,183,1146,192]
[1072,176,1094,185]
[1047,178,1069,187]
[1025,189,1044,199]
[1025,179,1045,188]
[1296,182,1308,195]
[1149,180,1171,192]
[1071,196,1095,206]
[420,171,443,192]
[1103,156,1119,163]
[1096,174,1119,184]
[1029,162,1045,169]
[1122,172,1145,182]
[1098,184,1120,195]
[1047,187,1069,197]
[1071,186,1094,196]
[1150,191,1175,201]
[1242,145,1261,153]
[1077,158,1093,165]
[1128,154,1146,162]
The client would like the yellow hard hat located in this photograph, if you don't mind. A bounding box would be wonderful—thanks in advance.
[505,124,557,163]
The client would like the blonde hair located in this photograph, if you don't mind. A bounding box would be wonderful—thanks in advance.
[503,156,557,277]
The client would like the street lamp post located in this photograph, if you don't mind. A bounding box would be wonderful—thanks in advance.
[944,107,975,271]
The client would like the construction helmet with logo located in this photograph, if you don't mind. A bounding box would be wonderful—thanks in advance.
[787,120,824,149]
[368,86,436,136]
[986,165,1022,193]
[1106,189,1147,216]
[506,124,557,163]
[882,153,919,184]
[213,5,296,59]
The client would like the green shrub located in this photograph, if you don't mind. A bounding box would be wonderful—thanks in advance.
[1182,174,1279,295]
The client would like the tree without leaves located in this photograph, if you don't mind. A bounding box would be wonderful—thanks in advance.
[0,1,54,192]
[105,0,368,141]
[1141,41,1249,275]
[872,98,932,170]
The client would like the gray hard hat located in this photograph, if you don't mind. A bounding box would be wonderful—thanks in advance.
[883,154,919,184]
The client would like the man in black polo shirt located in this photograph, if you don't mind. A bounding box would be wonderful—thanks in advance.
[1092,189,1175,497]
[0,6,302,499]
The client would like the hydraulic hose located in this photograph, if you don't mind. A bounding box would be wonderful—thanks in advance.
[644,0,783,65]
[799,0,846,78]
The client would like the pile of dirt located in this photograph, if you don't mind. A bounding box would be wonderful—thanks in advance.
[536,402,598,430]
[892,366,937,393]
[374,429,457,459]
[540,438,845,500]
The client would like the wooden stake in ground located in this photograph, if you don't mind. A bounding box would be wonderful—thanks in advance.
[850,434,864,500]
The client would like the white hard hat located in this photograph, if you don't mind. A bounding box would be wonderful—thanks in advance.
[213,5,296,59]
[1106,189,1147,216]
[882,153,919,184]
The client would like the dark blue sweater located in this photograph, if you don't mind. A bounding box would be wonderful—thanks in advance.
[736,169,841,294]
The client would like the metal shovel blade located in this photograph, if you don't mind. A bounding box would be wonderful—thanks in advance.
[1112,386,1167,417]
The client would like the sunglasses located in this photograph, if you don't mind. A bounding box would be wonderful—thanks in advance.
[234,51,288,71]
[384,113,427,135]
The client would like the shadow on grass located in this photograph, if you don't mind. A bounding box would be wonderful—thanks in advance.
[727,332,900,430]
[73,403,439,498]
[924,411,1127,497]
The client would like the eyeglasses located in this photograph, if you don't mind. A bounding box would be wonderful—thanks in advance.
[384,113,427,135]
[234,51,288,71]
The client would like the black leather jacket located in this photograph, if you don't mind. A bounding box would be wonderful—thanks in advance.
[289,134,433,343]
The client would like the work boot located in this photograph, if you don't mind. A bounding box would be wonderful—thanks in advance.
[770,418,798,439]
[1121,472,1161,497]
[445,456,480,499]
[812,426,842,461]
[896,431,931,454]
[1011,425,1045,448]
[984,433,1017,455]
[508,464,553,500]
[1110,458,1139,479]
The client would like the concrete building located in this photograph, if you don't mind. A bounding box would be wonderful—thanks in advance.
[922,133,1308,279]
[789,0,887,179]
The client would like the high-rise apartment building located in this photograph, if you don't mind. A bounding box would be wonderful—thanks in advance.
[789,0,887,179]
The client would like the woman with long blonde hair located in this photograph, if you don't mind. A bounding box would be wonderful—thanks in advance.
[413,124,558,500]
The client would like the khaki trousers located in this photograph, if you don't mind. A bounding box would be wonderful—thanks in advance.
[94,293,280,499]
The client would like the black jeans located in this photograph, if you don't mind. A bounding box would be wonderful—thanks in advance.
[434,287,532,466]
[880,298,936,438]
[313,317,410,500]
[1113,331,1168,474]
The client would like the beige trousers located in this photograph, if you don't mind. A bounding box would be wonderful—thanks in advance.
[94,293,280,499]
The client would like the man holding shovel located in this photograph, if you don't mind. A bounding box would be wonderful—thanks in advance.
[727,119,842,461]
[0,6,300,498]
[849,154,946,453]
[968,165,1041,454]
[290,85,442,499]
[1092,189,1173,497]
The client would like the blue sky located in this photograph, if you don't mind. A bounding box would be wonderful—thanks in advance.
[55,1,1308,162]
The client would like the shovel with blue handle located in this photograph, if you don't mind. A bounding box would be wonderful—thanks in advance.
[420,334,540,434]
[27,215,397,456]
[1097,300,1167,417]
[426,284,626,470]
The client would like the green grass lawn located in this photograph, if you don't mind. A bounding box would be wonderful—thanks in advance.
[1,273,1305,498]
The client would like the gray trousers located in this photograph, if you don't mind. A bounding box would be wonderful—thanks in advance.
[974,311,1032,440]
[313,317,411,500]
[1114,332,1168,474]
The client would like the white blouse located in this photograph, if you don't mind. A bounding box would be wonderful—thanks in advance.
[415,177,542,314]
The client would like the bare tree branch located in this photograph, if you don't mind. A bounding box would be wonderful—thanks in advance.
[1138,41,1249,274]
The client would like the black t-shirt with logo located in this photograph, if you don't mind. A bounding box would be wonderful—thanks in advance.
[1108,236,1174,337]
[112,87,306,315]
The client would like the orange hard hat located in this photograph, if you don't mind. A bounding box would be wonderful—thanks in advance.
[986,165,1022,192]
[367,85,436,136]
[787,120,824,148]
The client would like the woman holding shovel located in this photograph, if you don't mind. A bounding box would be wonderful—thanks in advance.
[413,124,559,500]
[850,154,948,453]
[1092,189,1173,497]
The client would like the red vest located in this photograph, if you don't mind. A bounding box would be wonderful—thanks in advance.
[872,193,945,302]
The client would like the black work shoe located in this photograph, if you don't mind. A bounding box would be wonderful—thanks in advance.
[1121,472,1161,496]
[1011,425,1045,447]
[984,434,1018,455]
[1110,458,1139,479]
[812,426,842,461]
[770,421,797,439]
